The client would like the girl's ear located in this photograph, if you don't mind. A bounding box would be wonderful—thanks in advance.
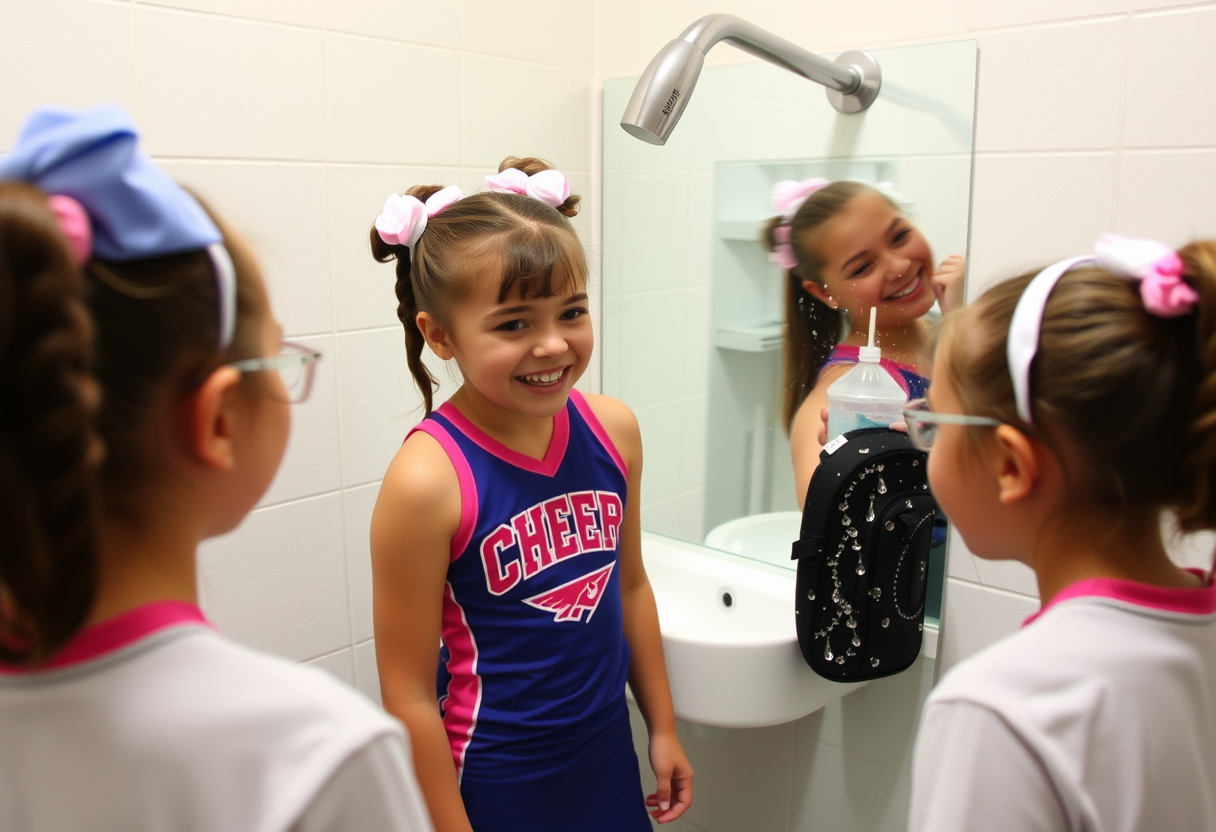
[800,279,838,309]
[991,424,1040,505]
[177,367,243,471]
[417,311,455,360]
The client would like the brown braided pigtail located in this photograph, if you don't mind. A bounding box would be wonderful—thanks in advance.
[0,182,102,666]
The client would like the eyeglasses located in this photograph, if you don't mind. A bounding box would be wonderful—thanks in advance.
[227,340,321,403]
[901,398,1002,452]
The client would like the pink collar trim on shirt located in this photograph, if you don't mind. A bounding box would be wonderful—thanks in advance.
[1023,568,1216,626]
[435,400,570,477]
[0,600,212,675]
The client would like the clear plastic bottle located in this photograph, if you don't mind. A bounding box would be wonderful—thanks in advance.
[826,308,907,443]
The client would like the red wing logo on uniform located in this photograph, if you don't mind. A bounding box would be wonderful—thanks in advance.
[523,563,615,623]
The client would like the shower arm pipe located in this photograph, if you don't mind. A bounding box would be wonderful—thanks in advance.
[680,14,859,95]
[620,14,881,145]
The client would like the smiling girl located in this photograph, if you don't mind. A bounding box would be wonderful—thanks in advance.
[764,179,966,506]
[368,157,692,832]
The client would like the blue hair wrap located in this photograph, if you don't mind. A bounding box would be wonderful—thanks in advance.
[0,103,237,350]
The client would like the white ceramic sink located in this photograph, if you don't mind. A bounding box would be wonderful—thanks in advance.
[703,511,803,569]
[640,531,867,728]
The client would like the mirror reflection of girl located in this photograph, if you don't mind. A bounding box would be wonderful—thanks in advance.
[763,180,966,507]
[0,106,432,831]
[906,235,1216,830]
[368,157,692,832]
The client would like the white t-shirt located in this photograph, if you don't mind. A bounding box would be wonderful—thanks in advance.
[909,573,1216,832]
[0,601,434,832]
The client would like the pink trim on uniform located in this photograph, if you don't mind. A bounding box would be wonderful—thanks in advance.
[408,420,480,563]
[440,581,483,782]
[568,389,629,480]
[0,600,211,675]
[1024,568,1216,626]
[819,344,916,397]
[435,401,570,477]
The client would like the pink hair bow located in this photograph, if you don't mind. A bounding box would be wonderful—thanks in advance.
[484,168,569,209]
[375,185,464,249]
[771,177,829,221]
[1094,233,1199,318]
[47,195,92,265]
[769,225,798,270]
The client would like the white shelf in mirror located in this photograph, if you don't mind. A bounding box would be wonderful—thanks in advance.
[714,320,783,353]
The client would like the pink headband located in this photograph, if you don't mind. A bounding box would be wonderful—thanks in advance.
[769,178,829,270]
[484,168,569,209]
[375,185,465,250]
[1007,233,1200,424]
[47,195,92,266]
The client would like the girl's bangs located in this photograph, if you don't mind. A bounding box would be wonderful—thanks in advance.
[494,225,585,301]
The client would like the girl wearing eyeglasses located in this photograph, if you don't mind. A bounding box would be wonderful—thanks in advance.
[905,236,1216,830]
[0,106,432,832]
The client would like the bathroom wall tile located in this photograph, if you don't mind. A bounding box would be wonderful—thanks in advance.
[326,34,463,166]
[335,327,427,488]
[966,153,1117,298]
[814,0,966,49]
[344,482,379,643]
[0,0,138,152]
[462,56,575,170]
[634,399,685,504]
[641,488,705,543]
[684,175,713,293]
[681,288,712,397]
[460,0,574,66]
[945,525,981,583]
[354,639,383,706]
[974,557,1039,597]
[306,647,356,687]
[974,20,1125,153]
[620,174,689,295]
[788,739,912,832]
[135,8,325,159]
[600,293,623,397]
[257,334,342,507]
[138,0,320,28]
[156,160,333,336]
[796,655,936,774]
[617,291,687,410]
[967,0,1127,31]
[679,723,794,832]
[679,395,709,492]
[1162,513,1216,572]
[199,493,351,662]
[322,0,459,49]
[1115,150,1216,244]
[327,164,458,333]
[937,580,1039,675]
[1124,8,1216,148]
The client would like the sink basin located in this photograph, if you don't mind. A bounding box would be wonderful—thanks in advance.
[640,532,867,728]
[704,511,803,569]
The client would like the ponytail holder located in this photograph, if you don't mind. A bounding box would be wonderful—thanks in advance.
[768,178,829,270]
[484,168,570,209]
[375,185,465,250]
[1007,233,1199,424]
[46,195,92,266]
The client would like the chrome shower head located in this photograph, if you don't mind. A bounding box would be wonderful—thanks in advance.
[620,14,881,146]
[620,39,705,146]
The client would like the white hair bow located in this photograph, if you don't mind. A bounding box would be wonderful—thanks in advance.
[375,185,465,249]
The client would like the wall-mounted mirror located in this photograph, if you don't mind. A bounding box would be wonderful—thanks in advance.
[602,37,976,585]
[603,39,977,830]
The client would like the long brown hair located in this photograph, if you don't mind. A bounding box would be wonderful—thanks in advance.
[764,181,898,431]
[943,242,1216,532]
[0,183,263,666]
[369,156,584,416]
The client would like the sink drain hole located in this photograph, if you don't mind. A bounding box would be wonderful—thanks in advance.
[718,588,735,610]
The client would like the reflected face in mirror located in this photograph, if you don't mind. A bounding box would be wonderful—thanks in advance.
[800,191,936,333]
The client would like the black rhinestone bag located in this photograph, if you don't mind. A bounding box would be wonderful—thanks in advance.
[792,428,936,681]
